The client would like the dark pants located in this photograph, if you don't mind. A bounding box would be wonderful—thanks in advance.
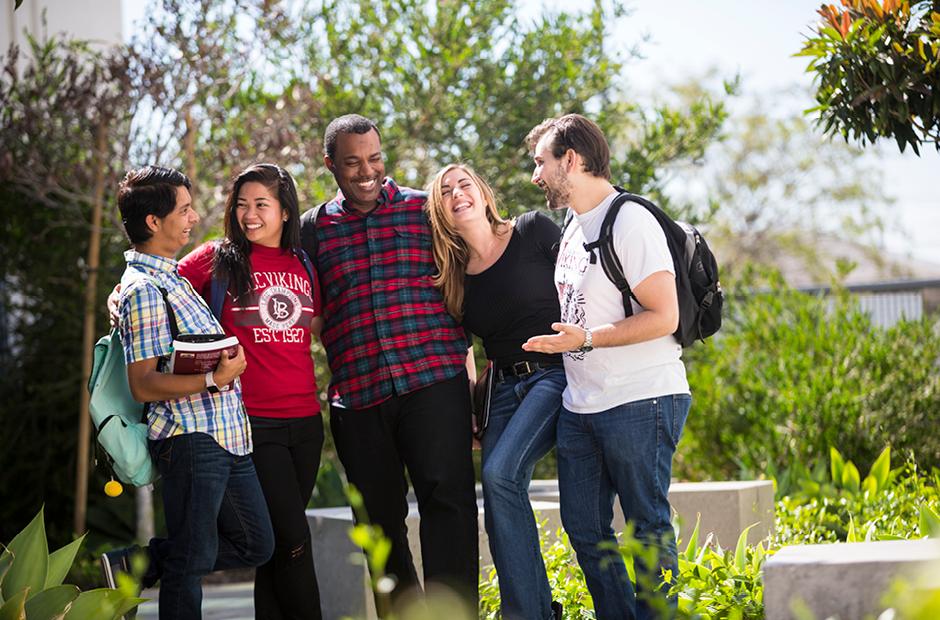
[330,370,479,607]
[250,415,325,620]
[147,432,275,620]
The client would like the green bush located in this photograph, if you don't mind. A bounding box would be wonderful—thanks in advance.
[679,270,940,482]
[775,446,940,546]
[475,447,937,619]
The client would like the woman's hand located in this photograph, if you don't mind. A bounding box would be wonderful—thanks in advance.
[107,283,122,327]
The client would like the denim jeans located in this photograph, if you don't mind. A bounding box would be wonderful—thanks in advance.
[557,394,691,620]
[481,366,566,620]
[148,432,275,620]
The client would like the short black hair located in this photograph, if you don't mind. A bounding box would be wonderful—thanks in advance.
[117,166,191,245]
[323,114,381,159]
[525,114,611,180]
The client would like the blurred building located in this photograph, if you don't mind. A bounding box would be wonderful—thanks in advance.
[2,0,123,62]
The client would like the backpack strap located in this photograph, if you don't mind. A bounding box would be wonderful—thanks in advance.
[157,285,181,340]
[208,272,228,321]
[293,247,316,287]
[583,192,637,317]
[300,202,327,270]
[550,208,576,260]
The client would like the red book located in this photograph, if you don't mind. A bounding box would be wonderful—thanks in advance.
[169,336,239,374]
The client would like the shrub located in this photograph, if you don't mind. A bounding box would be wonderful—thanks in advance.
[775,446,940,545]
[679,269,940,482]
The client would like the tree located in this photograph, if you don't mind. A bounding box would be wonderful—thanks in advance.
[0,34,141,543]
[799,0,940,154]
[683,96,892,282]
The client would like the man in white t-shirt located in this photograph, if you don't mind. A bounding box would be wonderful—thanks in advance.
[523,114,691,620]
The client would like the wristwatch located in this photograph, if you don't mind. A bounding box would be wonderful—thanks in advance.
[205,371,230,394]
[578,327,594,353]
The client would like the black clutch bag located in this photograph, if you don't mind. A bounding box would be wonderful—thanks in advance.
[473,361,494,440]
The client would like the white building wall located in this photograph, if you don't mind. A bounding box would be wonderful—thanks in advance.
[2,0,123,61]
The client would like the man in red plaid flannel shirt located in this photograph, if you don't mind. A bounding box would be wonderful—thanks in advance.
[300,115,478,608]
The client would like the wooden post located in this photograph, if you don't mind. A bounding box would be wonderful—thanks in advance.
[183,106,196,203]
[74,121,108,535]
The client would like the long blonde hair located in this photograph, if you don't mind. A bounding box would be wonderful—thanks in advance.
[425,164,509,321]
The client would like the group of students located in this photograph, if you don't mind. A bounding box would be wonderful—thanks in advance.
[104,112,692,620]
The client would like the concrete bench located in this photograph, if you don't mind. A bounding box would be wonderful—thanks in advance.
[763,539,940,620]
[528,479,774,548]
[308,479,774,618]
[307,499,562,619]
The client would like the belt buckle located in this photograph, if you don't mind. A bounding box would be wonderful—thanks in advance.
[512,361,534,376]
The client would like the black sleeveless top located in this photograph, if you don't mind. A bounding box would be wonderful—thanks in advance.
[463,211,563,367]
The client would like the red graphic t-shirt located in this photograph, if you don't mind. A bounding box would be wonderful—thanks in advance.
[179,242,321,418]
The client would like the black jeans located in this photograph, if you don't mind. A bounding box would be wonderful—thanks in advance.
[250,415,325,620]
[330,370,479,607]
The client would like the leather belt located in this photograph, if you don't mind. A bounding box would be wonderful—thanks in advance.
[495,361,563,383]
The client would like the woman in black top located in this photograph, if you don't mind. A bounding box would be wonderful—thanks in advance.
[426,164,565,620]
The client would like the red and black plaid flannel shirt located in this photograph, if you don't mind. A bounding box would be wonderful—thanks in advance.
[307,177,468,410]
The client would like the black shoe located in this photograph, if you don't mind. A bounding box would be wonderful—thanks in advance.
[551,600,563,619]
[101,546,138,589]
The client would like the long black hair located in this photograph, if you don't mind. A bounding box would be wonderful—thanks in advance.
[212,163,302,303]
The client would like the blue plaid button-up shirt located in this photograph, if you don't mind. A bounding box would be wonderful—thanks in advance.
[118,250,251,456]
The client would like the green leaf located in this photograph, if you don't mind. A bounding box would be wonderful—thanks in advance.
[862,475,878,496]
[0,549,13,592]
[0,587,27,620]
[846,516,858,542]
[14,0,23,10]
[23,585,79,620]
[348,525,372,549]
[868,446,891,493]
[830,446,845,484]
[842,461,861,493]
[63,589,143,620]
[683,514,702,561]
[45,536,84,590]
[919,505,940,537]
[734,523,757,572]
[1,509,48,602]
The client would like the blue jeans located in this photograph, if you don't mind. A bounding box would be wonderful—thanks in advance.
[149,432,274,620]
[481,366,566,620]
[557,394,691,620]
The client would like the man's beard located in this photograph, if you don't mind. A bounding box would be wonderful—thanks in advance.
[544,169,572,211]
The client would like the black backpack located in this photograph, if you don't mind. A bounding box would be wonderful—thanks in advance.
[572,188,722,347]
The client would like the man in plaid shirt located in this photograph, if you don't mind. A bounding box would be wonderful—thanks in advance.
[103,166,274,620]
[300,115,478,607]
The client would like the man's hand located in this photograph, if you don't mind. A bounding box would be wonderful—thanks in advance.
[107,283,122,327]
[213,345,247,386]
[522,322,586,354]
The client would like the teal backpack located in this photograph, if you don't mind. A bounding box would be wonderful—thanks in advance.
[87,328,157,487]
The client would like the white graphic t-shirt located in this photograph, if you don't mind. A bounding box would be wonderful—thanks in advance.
[555,191,689,414]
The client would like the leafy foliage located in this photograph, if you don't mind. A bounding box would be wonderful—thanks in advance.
[0,508,143,619]
[678,269,940,482]
[798,0,940,154]
[775,446,940,545]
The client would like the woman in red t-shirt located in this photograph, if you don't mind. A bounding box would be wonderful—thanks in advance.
[178,163,324,619]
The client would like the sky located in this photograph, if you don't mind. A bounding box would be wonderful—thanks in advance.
[537,0,940,267]
[122,0,940,267]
